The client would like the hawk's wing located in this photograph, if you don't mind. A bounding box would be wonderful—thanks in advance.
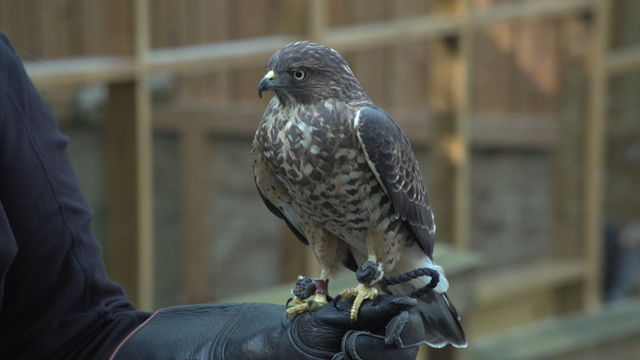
[355,107,435,257]
[251,139,308,245]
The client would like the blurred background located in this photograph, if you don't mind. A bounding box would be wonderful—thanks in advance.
[2,0,640,359]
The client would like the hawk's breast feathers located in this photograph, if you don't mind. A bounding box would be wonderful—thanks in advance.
[251,41,467,349]
[253,97,434,259]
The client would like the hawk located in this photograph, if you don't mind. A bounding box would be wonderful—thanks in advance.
[252,41,467,348]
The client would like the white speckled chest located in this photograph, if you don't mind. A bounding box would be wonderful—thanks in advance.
[256,100,394,244]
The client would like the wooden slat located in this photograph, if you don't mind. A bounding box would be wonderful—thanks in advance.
[324,14,459,52]
[309,0,327,42]
[426,2,457,248]
[24,0,600,90]
[181,128,213,303]
[452,0,473,250]
[24,56,136,88]
[103,0,153,312]
[471,115,558,149]
[553,17,589,260]
[583,0,611,310]
[473,0,596,25]
[133,0,154,312]
[476,260,587,306]
[607,45,640,75]
[471,300,640,360]
[148,35,296,75]
[153,104,559,149]
[471,288,559,337]
[220,243,482,307]
[106,82,141,307]
[324,0,596,52]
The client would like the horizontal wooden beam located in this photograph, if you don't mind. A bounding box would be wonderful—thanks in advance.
[472,0,595,25]
[324,15,459,51]
[25,56,136,88]
[153,104,558,150]
[326,0,596,52]
[24,0,598,89]
[472,300,640,360]
[471,115,558,149]
[477,259,586,306]
[24,36,296,88]
[607,45,640,76]
[148,35,297,75]
[220,243,482,313]
[153,103,262,136]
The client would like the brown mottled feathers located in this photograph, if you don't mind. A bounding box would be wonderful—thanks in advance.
[355,107,435,258]
[252,41,467,348]
[251,141,306,245]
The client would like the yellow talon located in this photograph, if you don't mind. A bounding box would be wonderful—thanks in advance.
[338,283,378,321]
[286,293,328,318]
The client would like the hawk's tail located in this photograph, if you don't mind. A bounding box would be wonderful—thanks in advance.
[385,256,467,348]
[415,290,467,348]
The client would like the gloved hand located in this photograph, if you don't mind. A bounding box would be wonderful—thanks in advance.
[110,295,426,360]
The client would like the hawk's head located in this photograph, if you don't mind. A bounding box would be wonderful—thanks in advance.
[258,41,369,107]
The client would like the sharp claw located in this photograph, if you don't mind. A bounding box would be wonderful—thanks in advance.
[333,293,342,303]
[286,297,294,307]
[307,300,314,313]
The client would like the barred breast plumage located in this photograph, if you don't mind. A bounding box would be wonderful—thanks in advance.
[256,99,411,267]
[251,40,467,348]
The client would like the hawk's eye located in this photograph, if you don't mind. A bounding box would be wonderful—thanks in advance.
[292,70,306,81]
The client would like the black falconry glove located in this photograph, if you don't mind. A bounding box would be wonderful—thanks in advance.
[110,295,425,360]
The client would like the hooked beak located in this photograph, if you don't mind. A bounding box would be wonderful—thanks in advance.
[258,70,276,98]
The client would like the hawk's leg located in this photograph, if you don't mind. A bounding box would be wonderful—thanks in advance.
[285,276,316,308]
[286,272,331,318]
[338,258,383,320]
[285,214,341,318]
[338,230,384,320]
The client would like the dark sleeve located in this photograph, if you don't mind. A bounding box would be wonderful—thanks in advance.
[0,33,151,360]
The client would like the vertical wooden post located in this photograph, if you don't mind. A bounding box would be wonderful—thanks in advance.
[583,0,612,309]
[428,35,456,247]
[428,0,472,250]
[106,82,141,306]
[181,127,213,303]
[552,13,592,317]
[453,0,473,250]
[554,17,588,261]
[133,0,154,312]
[424,3,472,359]
[106,0,154,311]
[309,0,327,43]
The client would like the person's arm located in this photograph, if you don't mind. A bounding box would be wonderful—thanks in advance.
[0,33,150,360]
[0,33,425,360]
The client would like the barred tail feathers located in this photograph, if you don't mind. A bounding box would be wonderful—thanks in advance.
[383,252,467,348]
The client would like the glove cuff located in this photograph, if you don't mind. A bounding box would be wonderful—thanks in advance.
[109,309,162,360]
[109,303,267,360]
